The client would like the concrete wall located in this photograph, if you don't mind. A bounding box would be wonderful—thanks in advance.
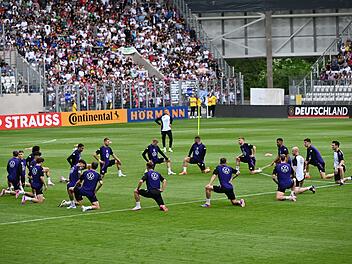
[0,93,43,114]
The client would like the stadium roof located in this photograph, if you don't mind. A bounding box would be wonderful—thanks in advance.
[185,0,352,13]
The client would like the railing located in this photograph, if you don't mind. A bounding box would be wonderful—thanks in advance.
[290,20,352,105]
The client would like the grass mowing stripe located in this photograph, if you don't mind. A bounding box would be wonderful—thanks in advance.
[0,182,348,226]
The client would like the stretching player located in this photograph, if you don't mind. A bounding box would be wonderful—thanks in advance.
[18,150,28,188]
[70,162,103,212]
[21,157,47,204]
[142,139,175,175]
[179,136,210,175]
[58,159,87,209]
[327,141,351,184]
[202,158,245,208]
[67,143,84,167]
[0,151,23,198]
[272,155,315,202]
[132,162,168,212]
[291,147,316,195]
[93,138,126,178]
[271,138,291,165]
[304,138,332,180]
[236,137,262,174]
[155,109,173,152]
[26,146,54,186]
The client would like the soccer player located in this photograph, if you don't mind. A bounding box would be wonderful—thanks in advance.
[58,159,87,209]
[93,137,126,178]
[179,136,211,175]
[201,158,245,208]
[272,155,315,202]
[67,143,84,167]
[26,146,55,186]
[327,141,351,184]
[0,151,23,198]
[304,138,332,180]
[21,157,48,204]
[271,138,291,165]
[18,150,28,188]
[155,109,173,152]
[71,161,103,212]
[236,137,262,174]
[142,139,175,175]
[132,162,168,212]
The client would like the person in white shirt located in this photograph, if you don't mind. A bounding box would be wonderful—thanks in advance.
[291,147,316,197]
[155,109,173,153]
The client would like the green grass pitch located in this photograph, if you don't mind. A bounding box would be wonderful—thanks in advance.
[0,118,351,264]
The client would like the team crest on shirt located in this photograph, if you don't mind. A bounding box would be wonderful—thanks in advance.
[222,167,231,174]
[281,165,290,173]
[32,167,37,175]
[87,172,95,180]
[151,172,159,180]
[195,147,199,155]
[9,160,16,168]
[152,150,157,157]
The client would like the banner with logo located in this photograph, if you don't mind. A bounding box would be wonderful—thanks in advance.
[128,106,188,122]
[288,106,351,118]
[0,112,62,130]
[61,109,127,127]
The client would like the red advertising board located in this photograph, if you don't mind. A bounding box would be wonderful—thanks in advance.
[0,113,62,130]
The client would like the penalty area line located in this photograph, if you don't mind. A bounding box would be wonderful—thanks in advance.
[0,183,349,226]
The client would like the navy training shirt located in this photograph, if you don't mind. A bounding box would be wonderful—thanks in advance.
[142,170,165,191]
[273,163,293,187]
[213,164,238,189]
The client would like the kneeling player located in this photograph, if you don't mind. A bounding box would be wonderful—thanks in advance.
[70,162,103,212]
[179,136,210,175]
[58,159,87,209]
[326,141,351,185]
[0,151,24,198]
[202,158,245,208]
[272,155,315,202]
[236,137,262,174]
[132,162,168,212]
[21,157,48,204]
[142,139,175,175]
[94,137,126,178]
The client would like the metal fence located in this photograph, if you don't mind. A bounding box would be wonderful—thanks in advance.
[290,20,352,105]
[44,78,243,112]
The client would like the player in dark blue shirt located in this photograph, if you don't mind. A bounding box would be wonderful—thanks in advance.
[271,138,291,166]
[21,157,47,204]
[0,151,23,198]
[93,137,126,177]
[179,136,210,175]
[304,138,332,180]
[272,155,315,202]
[71,162,103,212]
[202,158,245,208]
[58,159,87,209]
[67,143,84,167]
[132,162,168,212]
[142,139,175,175]
[236,137,262,174]
[18,150,27,188]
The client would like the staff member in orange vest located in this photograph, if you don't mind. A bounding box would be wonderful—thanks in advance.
[189,95,197,118]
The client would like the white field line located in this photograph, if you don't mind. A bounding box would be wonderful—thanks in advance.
[259,172,336,184]
[0,183,349,226]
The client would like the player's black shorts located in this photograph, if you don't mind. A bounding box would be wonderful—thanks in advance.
[138,189,164,206]
[32,187,43,196]
[278,180,294,193]
[189,157,206,171]
[100,160,116,175]
[74,187,98,203]
[295,179,304,187]
[152,158,165,167]
[7,178,20,191]
[309,161,325,173]
[334,165,346,181]
[161,130,172,137]
[239,157,256,171]
[213,186,236,200]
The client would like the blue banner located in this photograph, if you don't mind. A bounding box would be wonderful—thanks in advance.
[128,106,189,122]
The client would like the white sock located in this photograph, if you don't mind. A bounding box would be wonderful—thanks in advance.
[183,167,187,172]
[85,206,93,211]
[168,168,172,173]
[4,190,10,194]
[290,191,295,196]
[206,199,211,205]
[235,166,239,171]
[26,196,33,201]
[48,177,52,182]
[135,202,141,207]
[118,170,122,175]
[64,201,71,206]
[284,196,291,200]
[70,200,75,206]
